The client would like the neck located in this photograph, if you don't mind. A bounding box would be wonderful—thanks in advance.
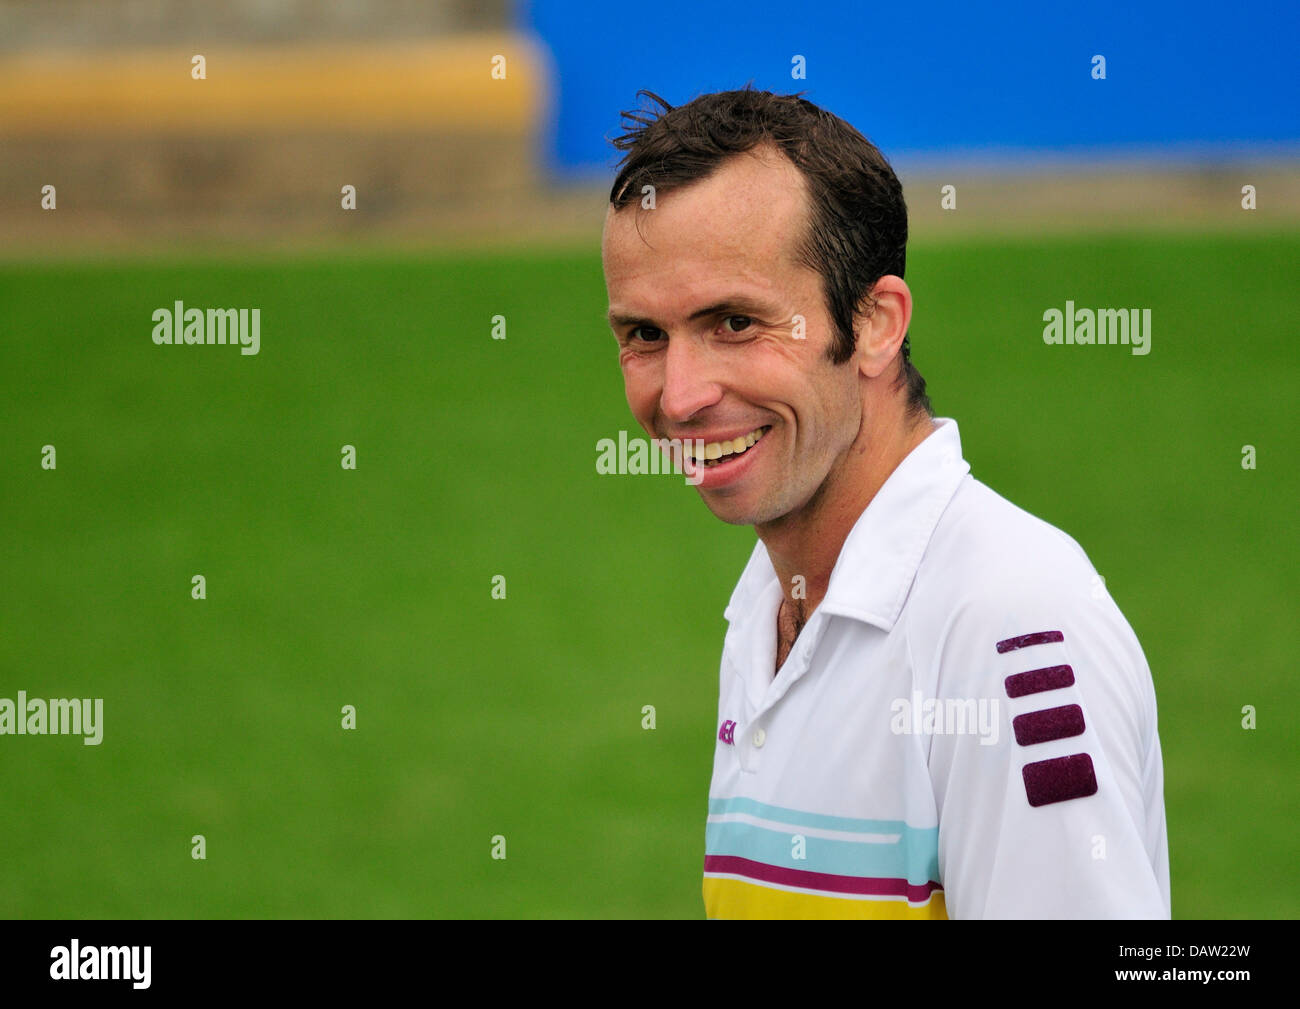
[758,407,935,613]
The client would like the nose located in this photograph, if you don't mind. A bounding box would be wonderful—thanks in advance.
[659,334,723,424]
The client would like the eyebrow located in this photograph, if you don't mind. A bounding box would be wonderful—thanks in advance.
[607,297,780,329]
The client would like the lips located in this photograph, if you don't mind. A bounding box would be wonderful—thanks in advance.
[678,424,773,490]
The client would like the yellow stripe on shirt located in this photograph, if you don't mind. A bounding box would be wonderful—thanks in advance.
[704,876,947,919]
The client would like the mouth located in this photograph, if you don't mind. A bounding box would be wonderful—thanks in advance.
[681,425,772,468]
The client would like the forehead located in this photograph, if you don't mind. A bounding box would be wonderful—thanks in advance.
[602,144,812,302]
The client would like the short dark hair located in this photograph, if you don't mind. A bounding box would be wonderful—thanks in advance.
[608,86,931,417]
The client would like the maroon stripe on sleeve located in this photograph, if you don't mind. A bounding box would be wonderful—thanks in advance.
[1013,704,1086,746]
[1022,753,1098,807]
[1005,664,1075,698]
[996,630,1064,654]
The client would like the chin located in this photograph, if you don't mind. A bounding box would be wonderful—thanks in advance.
[699,493,784,528]
[705,507,760,527]
[695,494,750,526]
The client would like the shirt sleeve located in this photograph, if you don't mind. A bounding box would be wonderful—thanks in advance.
[921,557,1171,920]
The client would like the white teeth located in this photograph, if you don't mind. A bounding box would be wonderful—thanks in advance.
[690,425,770,465]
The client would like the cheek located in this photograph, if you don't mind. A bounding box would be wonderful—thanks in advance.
[620,358,661,420]
[823,373,863,445]
[791,363,857,438]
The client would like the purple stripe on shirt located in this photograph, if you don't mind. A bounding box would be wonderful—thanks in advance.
[996,630,1064,654]
[1005,664,1075,698]
[1013,704,1086,746]
[1022,753,1098,807]
[703,855,942,902]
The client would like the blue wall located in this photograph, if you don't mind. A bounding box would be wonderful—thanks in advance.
[516,0,1300,180]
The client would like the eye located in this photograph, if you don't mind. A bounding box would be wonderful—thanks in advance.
[722,315,753,333]
[629,325,665,344]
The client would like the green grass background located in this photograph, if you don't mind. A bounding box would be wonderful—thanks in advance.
[1,231,1295,918]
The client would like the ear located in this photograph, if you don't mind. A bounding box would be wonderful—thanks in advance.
[854,275,913,379]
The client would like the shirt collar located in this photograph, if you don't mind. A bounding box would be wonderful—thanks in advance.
[724,417,971,632]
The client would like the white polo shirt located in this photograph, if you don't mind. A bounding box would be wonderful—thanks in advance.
[703,418,1170,919]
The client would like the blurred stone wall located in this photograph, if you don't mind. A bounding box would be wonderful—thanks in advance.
[0,0,509,50]
[0,0,611,256]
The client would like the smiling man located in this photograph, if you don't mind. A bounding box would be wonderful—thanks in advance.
[601,87,1169,919]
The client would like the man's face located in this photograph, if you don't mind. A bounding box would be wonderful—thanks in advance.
[602,145,864,528]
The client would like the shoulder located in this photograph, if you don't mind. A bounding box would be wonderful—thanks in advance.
[905,476,1150,711]
[913,475,1099,618]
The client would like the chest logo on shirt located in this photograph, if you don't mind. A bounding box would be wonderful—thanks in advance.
[717,720,736,745]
